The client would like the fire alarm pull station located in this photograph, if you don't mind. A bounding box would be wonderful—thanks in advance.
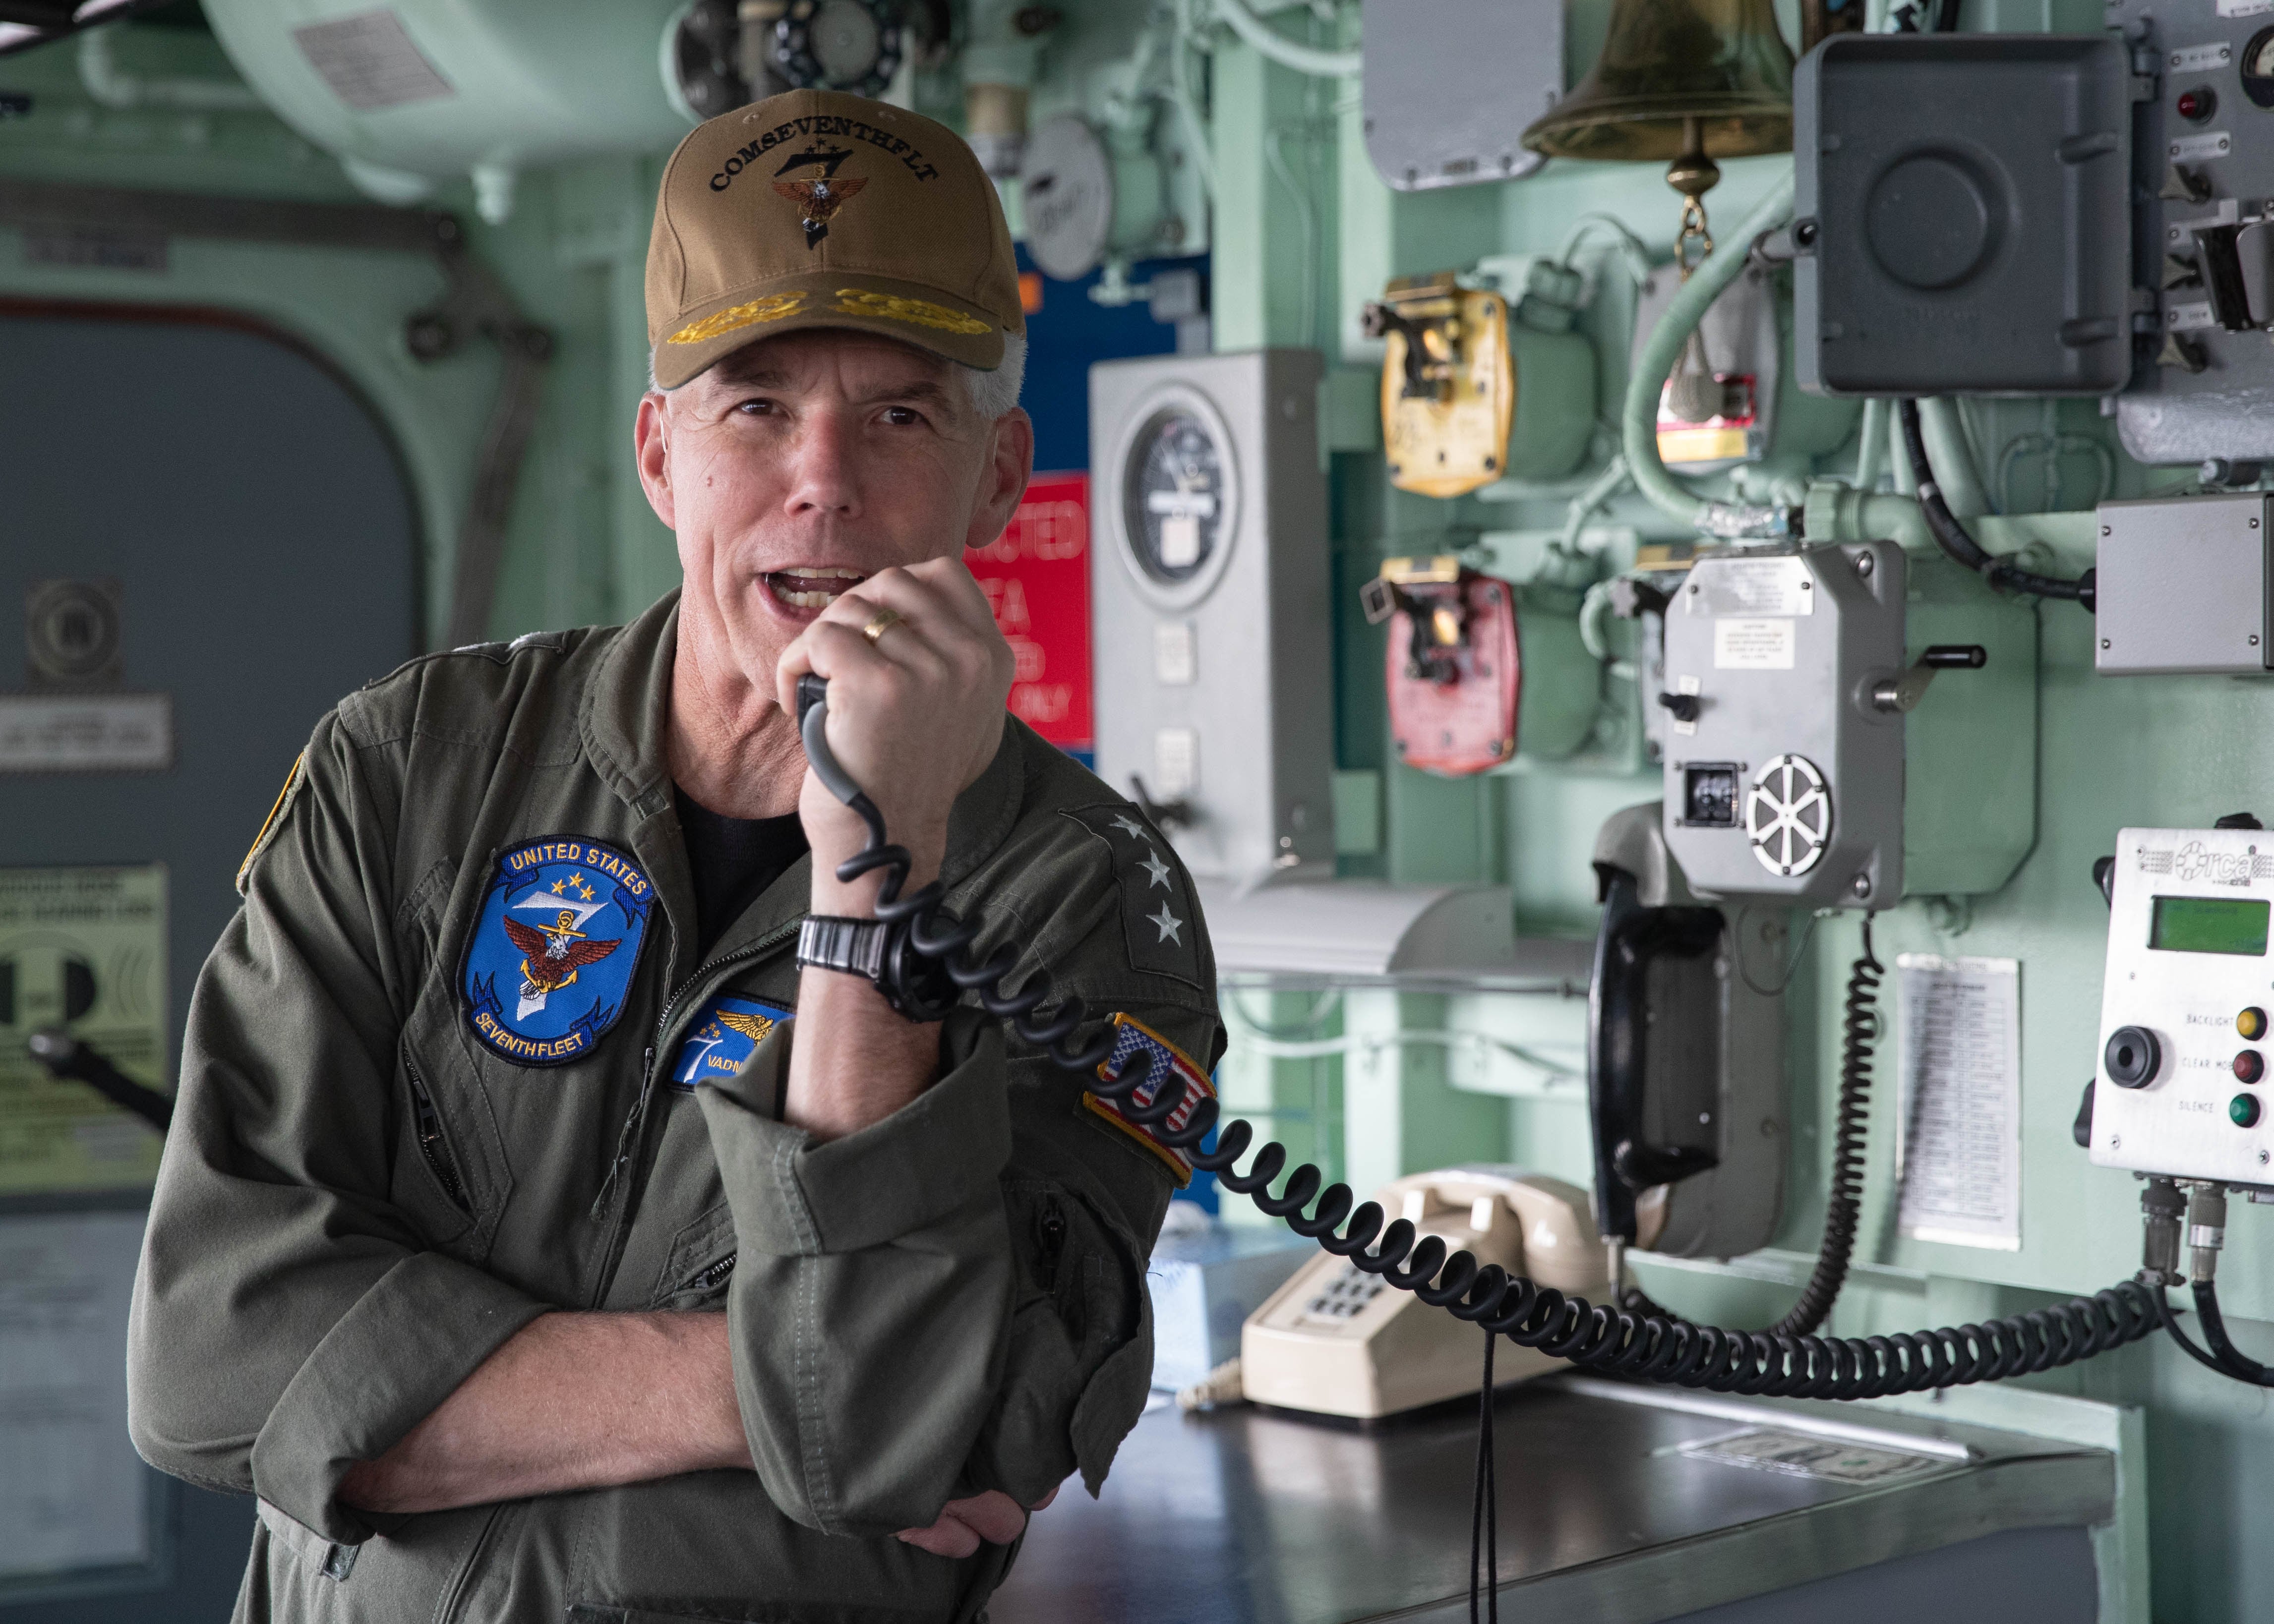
[1362,275,1514,499]
[1363,555,1521,776]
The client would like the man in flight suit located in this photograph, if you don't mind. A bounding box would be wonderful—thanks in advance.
[126,88,1224,1623]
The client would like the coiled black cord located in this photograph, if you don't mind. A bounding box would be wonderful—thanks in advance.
[1767,925,1881,1337]
[795,682,2164,1402]
[1897,400,2094,609]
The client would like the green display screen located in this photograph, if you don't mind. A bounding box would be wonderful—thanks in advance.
[2150,895,2272,956]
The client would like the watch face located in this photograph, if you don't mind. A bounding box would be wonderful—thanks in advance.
[1124,410,1230,585]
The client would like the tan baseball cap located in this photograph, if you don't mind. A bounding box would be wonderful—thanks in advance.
[646,90,1023,390]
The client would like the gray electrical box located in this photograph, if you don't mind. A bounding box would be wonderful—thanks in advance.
[1659,543,2038,908]
[1793,33,2132,397]
[1089,350,1335,886]
[1359,0,1559,190]
[1662,543,1907,908]
[2097,492,2274,674]
[2113,0,2274,461]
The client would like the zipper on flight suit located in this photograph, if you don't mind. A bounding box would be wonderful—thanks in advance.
[1035,1198,1067,1290]
[586,917,803,1306]
[683,1252,737,1294]
[404,1054,470,1213]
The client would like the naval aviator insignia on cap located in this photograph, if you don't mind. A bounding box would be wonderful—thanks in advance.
[646,89,1024,389]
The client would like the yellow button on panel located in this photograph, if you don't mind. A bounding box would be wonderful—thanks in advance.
[2242,1007,2269,1041]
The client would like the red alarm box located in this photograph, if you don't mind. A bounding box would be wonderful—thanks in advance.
[1362,557,1522,776]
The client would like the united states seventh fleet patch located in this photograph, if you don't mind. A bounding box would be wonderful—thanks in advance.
[462,838,655,1066]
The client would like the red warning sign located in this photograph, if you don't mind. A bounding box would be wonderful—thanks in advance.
[967,471,1092,751]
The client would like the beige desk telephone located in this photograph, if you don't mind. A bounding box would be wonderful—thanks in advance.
[1239,1167,1606,1421]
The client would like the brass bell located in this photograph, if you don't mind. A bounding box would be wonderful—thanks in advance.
[1521,0,1795,267]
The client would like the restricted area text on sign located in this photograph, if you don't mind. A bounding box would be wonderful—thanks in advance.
[967,471,1091,751]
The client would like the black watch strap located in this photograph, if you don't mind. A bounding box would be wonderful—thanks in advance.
[797,915,890,984]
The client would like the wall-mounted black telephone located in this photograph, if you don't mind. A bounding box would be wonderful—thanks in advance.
[791,675,2161,1408]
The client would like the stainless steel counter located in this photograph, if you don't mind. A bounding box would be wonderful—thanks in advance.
[989,1374,2113,1624]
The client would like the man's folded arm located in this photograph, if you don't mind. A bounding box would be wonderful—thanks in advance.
[126,713,551,1546]
[699,988,1215,1539]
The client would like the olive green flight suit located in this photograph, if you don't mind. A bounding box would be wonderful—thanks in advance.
[125,592,1225,1624]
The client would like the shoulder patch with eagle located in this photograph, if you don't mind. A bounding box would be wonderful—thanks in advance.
[460,837,656,1067]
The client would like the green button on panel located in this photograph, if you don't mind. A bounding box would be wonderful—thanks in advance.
[2234,1094,2264,1128]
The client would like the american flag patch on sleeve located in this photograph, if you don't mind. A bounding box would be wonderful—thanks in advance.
[1082,1013,1215,1186]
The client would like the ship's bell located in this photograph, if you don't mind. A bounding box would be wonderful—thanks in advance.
[1520,0,1795,263]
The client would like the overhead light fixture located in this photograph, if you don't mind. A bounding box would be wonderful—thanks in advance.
[0,0,183,57]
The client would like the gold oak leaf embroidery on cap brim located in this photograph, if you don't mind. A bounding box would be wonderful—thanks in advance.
[830,289,993,335]
[668,290,810,346]
[774,176,868,247]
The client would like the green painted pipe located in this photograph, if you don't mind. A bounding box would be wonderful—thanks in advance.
[1622,171,1797,534]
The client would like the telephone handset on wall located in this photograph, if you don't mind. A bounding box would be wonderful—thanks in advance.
[791,677,2161,1405]
[1239,1169,1604,1420]
[1585,804,1786,1266]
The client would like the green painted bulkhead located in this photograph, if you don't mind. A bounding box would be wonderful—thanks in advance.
[3,1,2271,1616]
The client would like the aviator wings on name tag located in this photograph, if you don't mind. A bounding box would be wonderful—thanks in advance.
[668,994,794,1091]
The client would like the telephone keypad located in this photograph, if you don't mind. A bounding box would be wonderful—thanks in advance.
[1300,1262,1389,1323]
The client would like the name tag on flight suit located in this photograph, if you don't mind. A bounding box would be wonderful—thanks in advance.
[668,994,794,1091]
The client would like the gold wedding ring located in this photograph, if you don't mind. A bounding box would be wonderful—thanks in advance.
[860,607,905,646]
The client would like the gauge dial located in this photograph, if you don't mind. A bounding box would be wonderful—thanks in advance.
[1124,410,1231,586]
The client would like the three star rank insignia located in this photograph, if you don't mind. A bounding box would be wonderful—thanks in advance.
[1058,805,1204,990]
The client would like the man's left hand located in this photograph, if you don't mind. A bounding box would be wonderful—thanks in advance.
[895,1484,1061,1558]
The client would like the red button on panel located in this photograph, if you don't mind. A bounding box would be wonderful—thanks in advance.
[2237,1049,2266,1085]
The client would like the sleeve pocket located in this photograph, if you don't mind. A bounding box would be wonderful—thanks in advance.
[257,1499,361,1581]
[967,1180,1153,1504]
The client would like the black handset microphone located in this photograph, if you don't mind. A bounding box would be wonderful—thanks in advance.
[791,675,2161,1403]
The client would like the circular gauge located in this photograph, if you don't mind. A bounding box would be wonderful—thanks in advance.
[1021,114,1115,281]
[25,578,121,684]
[775,0,902,96]
[1110,383,1240,610]
[2246,27,2274,109]
[810,0,882,81]
[1125,412,1226,584]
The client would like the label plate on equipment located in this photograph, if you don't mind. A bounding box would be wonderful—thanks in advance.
[1713,617,1796,670]
[0,865,170,1193]
[2170,42,2235,70]
[0,693,172,773]
[2169,130,2234,161]
[1680,1427,1946,1483]
[1685,556,1814,617]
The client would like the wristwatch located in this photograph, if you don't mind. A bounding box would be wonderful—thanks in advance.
[796,914,958,1021]
[796,914,891,983]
